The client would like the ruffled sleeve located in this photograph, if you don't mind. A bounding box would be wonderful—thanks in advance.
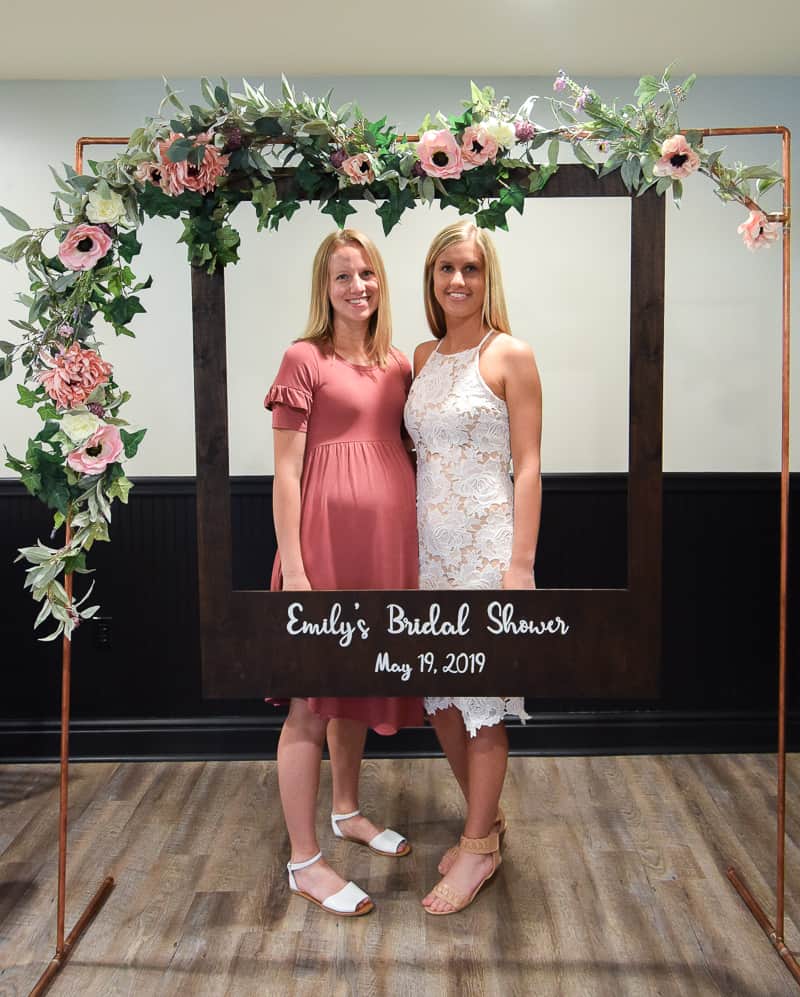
[264,342,318,432]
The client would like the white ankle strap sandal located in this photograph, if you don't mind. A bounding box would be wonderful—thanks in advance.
[286,851,373,917]
[331,809,412,857]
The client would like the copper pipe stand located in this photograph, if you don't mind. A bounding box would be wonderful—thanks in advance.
[29,876,115,997]
[728,867,800,987]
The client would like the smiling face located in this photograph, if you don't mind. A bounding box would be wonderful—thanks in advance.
[327,243,380,326]
[431,237,486,325]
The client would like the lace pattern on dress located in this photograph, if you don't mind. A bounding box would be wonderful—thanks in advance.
[404,333,529,737]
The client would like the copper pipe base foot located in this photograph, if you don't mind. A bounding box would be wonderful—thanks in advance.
[28,875,115,997]
[727,866,800,988]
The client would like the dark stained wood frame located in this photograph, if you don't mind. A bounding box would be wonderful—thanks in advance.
[193,165,665,698]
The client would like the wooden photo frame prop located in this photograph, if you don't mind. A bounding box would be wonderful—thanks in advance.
[193,165,665,699]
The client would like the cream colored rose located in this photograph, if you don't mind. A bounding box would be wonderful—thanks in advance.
[61,408,101,442]
[483,117,516,150]
[85,188,127,226]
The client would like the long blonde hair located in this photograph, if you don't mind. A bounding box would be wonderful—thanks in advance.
[302,229,392,366]
[423,220,511,340]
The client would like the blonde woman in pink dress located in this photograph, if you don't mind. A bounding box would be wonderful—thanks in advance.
[404,220,543,914]
[265,230,422,916]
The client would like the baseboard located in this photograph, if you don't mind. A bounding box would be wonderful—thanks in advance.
[1,711,796,763]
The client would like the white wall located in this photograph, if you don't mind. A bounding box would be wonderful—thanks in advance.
[0,75,796,475]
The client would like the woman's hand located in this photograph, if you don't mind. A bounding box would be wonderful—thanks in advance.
[501,566,536,590]
[282,572,312,591]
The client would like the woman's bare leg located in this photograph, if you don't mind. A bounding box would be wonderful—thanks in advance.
[422,720,508,913]
[278,699,366,904]
[326,716,392,843]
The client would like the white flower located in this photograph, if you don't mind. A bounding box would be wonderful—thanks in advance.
[483,117,516,150]
[451,464,509,506]
[61,408,101,443]
[85,188,127,226]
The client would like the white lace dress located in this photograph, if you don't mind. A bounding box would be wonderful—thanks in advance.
[404,331,530,737]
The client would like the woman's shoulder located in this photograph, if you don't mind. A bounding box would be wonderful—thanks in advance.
[411,339,439,373]
[278,338,328,372]
[387,345,412,369]
[486,332,534,360]
[284,338,324,361]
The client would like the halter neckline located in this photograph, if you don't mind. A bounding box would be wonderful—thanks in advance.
[434,329,495,357]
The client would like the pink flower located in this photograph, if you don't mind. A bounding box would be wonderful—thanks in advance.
[57,224,113,271]
[514,120,536,142]
[156,132,229,196]
[653,135,700,179]
[574,87,593,112]
[460,126,499,169]
[415,130,463,179]
[134,161,165,187]
[37,342,113,410]
[341,153,375,185]
[553,70,568,92]
[737,210,781,251]
[66,424,124,475]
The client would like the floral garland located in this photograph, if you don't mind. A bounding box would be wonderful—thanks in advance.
[0,68,784,639]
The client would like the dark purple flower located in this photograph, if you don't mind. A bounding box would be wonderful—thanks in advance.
[411,160,427,178]
[224,126,244,152]
[514,120,536,142]
[96,223,116,239]
[87,402,106,418]
[330,148,347,169]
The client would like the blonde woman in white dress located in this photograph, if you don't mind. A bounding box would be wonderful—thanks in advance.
[404,220,542,914]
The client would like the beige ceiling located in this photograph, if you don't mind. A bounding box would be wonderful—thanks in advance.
[1,0,799,78]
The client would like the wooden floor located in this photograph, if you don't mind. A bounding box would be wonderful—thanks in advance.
[2,754,800,996]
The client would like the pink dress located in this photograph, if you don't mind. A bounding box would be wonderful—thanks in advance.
[265,339,423,734]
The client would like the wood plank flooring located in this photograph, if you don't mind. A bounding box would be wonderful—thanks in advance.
[2,754,800,996]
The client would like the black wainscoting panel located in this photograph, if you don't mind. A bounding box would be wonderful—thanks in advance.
[1,473,797,759]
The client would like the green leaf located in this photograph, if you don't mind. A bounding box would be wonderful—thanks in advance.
[655,176,673,196]
[0,340,14,354]
[475,201,510,231]
[248,148,272,177]
[254,116,284,137]
[52,271,79,293]
[214,84,230,108]
[0,206,31,231]
[17,383,40,408]
[0,234,32,263]
[104,294,146,332]
[499,184,526,215]
[37,402,59,421]
[739,165,783,181]
[573,142,598,173]
[119,427,146,459]
[321,196,357,228]
[165,137,194,163]
[118,230,142,263]
[0,355,11,380]
[67,174,97,194]
[547,139,560,167]
[620,157,641,193]
[267,199,301,231]
[106,473,133,503]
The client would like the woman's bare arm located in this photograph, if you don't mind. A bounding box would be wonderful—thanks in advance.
[272,428,312,590]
